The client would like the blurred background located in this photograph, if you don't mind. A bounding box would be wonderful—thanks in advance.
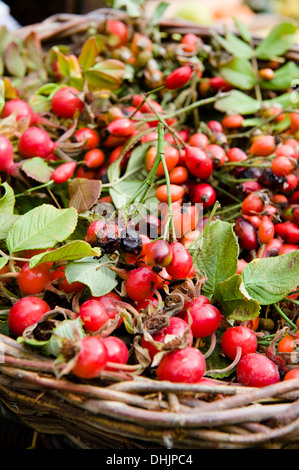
[1,0,299,35]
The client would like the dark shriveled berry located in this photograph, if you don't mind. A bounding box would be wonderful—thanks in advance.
[120,228,143,256]
[96,223,122,254]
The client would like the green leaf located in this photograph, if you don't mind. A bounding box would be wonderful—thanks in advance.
[255,22,297,60]
[0,257,8,270]
[29,240,102,268]
[4,42,26,77]
[113,0,143,17]
[0,182,15,214]
[241,250,299,305]
[214,274,261,321]
[219,57,257,90]
[0,214,20,240]
[233,17,252,44]
[124,141,152,176]
[93,59,125,80]
[78,37,99,70]
[260,61,299,91]
[65,255,118,297]
[214,90,261,115]
[149,2,169,26]
[214,31,253,59]
[52,47,71,77]
[23,31,43,71]
[195,220,239,298]
[109,180,142,209]
[21,157,53,183]
[85,69,121,91]
[6,204,78,254]
[68,178,102,213]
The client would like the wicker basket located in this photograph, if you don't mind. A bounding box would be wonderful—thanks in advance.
[2,330,299,449]
[1,8,299,450]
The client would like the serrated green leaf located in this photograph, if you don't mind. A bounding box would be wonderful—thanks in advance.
[21,157,53,183]
[214,274,261,321]
[6,204,78,254]
[241,250,299,305]
[214,90,261,115]
[255,22,297,60]
[214,31,253,59]
[219,57,257,90]
[29,240,101,268]
[233,17,252,44]
[0,214,20,240]
[65,255,118,297]
[195,220,239,298]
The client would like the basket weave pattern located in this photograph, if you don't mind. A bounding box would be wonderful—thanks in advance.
[0,8,299,450]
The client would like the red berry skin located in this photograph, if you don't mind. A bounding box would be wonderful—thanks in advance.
[185,146,213,180]
[185,302,221,338]
[49,266,85,294]
[221,326,258,360]
[0,135,15,173]
[74,127,100,149]
[107,118,135,137]
[51,86,84,119]
[1,99,37,126]
[166,242,193,280]
[141,316,193,359]
[84,219,106,245]
[275,222,299,244]
[234,217,258,251]
[91,292,123,327]
[106,20,129,47]
[102,336,129,369]
[72,336,108,379]
[18,127,55,160]
[156,347,206,383]
[51,161,77,184]
[146,240,172,267]
[236,353,280,387]
[165,65,193,90]
[17,262,52,295]
[78,299,110,333]
[125,267,158,302]
[190,182,216,208]
[8,296,51,337]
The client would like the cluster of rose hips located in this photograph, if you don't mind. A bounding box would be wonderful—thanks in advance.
[1,19,299,388]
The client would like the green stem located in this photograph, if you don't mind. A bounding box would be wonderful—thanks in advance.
[141,93,226,122]
[142,95,186,148]
[158,123,176,242]
[15,180,54,198]
[201,201,221,238]
[128,85,165,120]
[273,303,297,330]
